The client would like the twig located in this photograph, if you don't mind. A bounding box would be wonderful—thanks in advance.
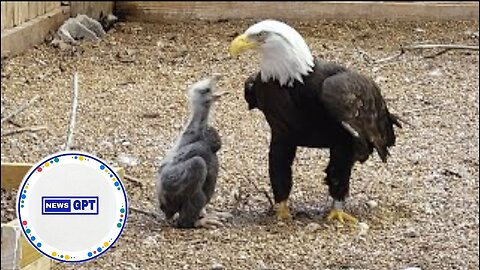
[373,46,406,64]
[423,48,453,59]
[1,126,46,137]
[402,101,456,114]
[1,95,40,124]
[129,206,160,219]
[124,174,143,186]
[222,164,274,209]
[403,44,479,51]
[64,73,79,151]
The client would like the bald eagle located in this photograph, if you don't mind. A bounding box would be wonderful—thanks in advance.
[229,20,402,223]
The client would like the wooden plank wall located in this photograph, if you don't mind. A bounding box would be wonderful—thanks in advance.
[1,2,60,31]
[70,1,114,20]
[115,1,480,22]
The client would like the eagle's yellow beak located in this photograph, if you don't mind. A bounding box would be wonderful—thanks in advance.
[229,34,257,56]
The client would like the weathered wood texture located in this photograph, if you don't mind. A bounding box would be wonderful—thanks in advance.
[116,1,479,22]
[1,6,70,58]
[69,1,114,19]
[1,2,60,31]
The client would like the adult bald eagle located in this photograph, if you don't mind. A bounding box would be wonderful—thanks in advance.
[229,20,402,223]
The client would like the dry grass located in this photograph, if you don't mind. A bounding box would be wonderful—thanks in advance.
[1,19,479,269]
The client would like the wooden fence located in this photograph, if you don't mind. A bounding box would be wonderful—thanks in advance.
[1,1,114,58]
[1,2,60,31]
[116,1,479,22]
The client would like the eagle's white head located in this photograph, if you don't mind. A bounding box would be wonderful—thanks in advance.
[229,20,314,87]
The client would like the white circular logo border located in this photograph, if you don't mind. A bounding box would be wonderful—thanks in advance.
[16,151,128,263]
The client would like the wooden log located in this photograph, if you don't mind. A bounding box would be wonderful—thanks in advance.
[1,162,125,190]
[115,1,479,22]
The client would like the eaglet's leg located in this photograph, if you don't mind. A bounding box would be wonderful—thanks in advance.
[269,140,297,220]
[325,145,358,224]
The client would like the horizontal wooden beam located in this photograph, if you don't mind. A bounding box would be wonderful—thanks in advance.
[116,1,479,22]
[1,162,125,190]
[1,6,70,59]
[1,219,51,270]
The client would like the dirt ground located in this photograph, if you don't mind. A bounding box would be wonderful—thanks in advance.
[1,18,479,270]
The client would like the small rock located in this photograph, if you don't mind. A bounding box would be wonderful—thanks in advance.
[211,263,224,270]
[305,222,321,233]
[122,141,131,146]
[358,222,369,236]
[366,200,378,209]
[404,267,422,270]
[117,153,138,167]
[428,68,442,77]
[404,228,419,238]
[414,28,425,33]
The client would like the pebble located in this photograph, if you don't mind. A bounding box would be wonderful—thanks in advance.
[358,222,370,236]
[305,222,322,233]
[211,263,224,270]
[366,200,378,209]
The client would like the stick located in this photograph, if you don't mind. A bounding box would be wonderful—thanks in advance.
[373,47,406,64]
[402,101,456,114]
[64,73,79,151]
[403,44,479,51]
[124,174,143,186]
[129,206,160,219]
[221,164,274,209]
[1,95,40,124]
[1,126,46,137]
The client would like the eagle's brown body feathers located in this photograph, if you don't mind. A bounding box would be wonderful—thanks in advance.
[245,59,401,203]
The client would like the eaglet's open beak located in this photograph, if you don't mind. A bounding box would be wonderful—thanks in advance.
[229,34,258,56]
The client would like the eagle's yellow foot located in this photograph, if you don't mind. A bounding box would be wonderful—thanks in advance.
[327,209,358,224]
[276,201,292,220]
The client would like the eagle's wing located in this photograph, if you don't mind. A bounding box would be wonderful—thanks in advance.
[320,71,400,162]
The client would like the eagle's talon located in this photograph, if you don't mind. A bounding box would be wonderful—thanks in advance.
[276,201,292,220]
[327,209,358,224]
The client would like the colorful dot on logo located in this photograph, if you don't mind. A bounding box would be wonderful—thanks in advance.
[93,251,97,254]
[54,158,59,162]
[21,205,24,208]
[26,229,31,233]
[88,252,93,257]
[60,255,63,258]
[22,221,27,225]
[100,165,105,170]
[117,223,122,228]
[117,188,121,191]
[74,156,78,159]
[23,190,26,193]
[50,160,53,163]
[52,252,57,256]
[21,200,24,203]
[31,236,36,241]
[21,194,26,199]
[79,156,84,161]
[65,255,70,260]
[37,168,42,172]
[97,247,102,252]
[120,208,125,213]
[110,174,113,178]
[45,162,50,167]
[37,243,42,247]
[104,242,109,247]
[114,182,119,186]
[25,186,28,189]
[120,214,124,218]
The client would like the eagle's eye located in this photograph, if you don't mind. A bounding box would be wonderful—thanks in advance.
[200,88,210,94]
[256,31,267,39]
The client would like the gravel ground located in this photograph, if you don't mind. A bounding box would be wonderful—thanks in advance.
[1,19,479,270]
